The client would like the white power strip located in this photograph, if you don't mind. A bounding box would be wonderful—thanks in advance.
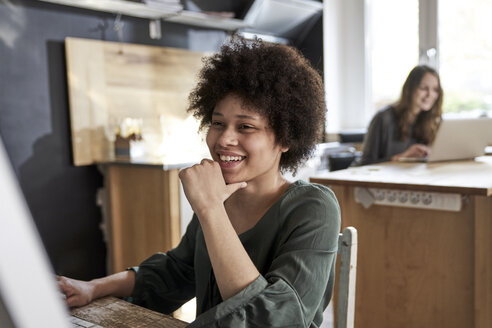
[354,187,462,211]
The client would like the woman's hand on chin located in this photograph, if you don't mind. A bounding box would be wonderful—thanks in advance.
[179,159,247,217]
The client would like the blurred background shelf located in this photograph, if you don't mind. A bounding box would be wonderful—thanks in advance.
[37,0,250,31]
[37,0,323,44]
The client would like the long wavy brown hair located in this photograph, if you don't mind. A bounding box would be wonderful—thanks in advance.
[393,65,443,144]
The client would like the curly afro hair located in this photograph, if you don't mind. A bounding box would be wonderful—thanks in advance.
[187,36,326,174]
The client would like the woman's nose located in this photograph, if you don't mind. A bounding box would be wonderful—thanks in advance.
[218,128,238,146]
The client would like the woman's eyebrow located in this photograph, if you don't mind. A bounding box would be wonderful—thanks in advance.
[236,114,259,120]
[211,112,259,120]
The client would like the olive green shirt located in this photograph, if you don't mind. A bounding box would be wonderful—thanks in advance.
[131,180,341,327]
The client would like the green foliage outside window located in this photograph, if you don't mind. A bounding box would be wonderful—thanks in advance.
[443,91,490,113]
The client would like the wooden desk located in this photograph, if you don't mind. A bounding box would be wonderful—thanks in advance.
[311,157,492,328]
[71,296,187,328]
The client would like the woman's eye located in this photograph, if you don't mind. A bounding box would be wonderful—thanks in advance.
[239,125,254,130]
[211,121,223,127]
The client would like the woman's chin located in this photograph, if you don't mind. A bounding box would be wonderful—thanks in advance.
[420,104,434,112]
[225,178,240,185]
[224,175,246,186]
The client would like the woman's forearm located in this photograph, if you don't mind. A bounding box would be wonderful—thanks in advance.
[198,205,260,301]
[91,270,136,299]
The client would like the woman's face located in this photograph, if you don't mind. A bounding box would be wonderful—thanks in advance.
[412,72,440,112]
[206,94,287,184]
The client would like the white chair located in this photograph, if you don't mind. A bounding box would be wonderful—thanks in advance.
[336,226,358,328]
[323,226,358,328]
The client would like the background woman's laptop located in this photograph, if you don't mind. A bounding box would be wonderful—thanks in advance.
[399,117,492,162]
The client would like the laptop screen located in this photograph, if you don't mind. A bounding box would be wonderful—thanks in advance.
[399,117,492,162]
[427,117,492,162]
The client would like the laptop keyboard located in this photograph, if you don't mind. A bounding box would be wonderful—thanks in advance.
[70,315,102,328]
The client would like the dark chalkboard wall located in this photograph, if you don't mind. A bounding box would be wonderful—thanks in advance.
[0,0,322,280]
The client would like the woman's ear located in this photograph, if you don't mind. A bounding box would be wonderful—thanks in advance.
[280,146,289,153]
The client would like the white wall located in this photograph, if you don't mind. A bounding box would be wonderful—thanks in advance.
[324,0,372,133]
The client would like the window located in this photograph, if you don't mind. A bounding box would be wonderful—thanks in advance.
[368,0,419,114]
[439,0,492,117]
[323,0,492,134]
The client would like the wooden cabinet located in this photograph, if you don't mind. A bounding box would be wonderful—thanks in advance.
[311,157,492,328]
[100,163,182,273]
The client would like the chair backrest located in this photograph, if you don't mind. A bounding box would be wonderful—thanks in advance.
[336,226,358,328]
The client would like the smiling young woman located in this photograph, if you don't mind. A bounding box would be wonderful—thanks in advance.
[58,36,341,328]
[360,65,444,165]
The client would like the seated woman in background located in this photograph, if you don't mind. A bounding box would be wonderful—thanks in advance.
[58,36,341,327]
[359,65,443,165]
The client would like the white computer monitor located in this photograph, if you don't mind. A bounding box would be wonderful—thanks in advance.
[0,139,69,327]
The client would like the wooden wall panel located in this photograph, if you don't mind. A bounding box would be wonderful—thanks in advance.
[65,37,207,166]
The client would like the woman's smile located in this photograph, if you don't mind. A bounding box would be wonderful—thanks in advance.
[217,152,246,169]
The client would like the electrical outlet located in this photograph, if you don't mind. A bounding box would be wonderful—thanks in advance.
[364,188,462,211]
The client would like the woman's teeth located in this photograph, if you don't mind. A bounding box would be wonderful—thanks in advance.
[220,155,243,162]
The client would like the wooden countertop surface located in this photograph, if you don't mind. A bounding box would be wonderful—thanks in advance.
[71,296,187,328]
[310,156,492,196]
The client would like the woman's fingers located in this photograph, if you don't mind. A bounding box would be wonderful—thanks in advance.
[56,275,93,308]
[179,158,246,216]
[416,144,430,156]
[225,182,248,196]
[200,158,213,165]
[407,144,430,157]
[57,276,72,296]
[66,294,84,308]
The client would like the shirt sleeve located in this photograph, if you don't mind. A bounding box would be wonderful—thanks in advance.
[360,110,389,165]
[130,217,199,314]
[188,185,341,328]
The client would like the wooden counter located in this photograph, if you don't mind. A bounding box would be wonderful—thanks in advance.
[311,157,492,328]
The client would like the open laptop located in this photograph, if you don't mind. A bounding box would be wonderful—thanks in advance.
[399,117,492,162]
[0,138,94,327]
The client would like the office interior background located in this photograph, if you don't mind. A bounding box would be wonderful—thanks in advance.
[325,0,492,135]
[1,0,491,281]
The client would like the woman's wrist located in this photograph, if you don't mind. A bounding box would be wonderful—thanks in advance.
[195,203,226,224]
[89,277,108,301]
[90,270,135,300]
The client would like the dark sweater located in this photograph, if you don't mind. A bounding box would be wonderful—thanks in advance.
[131,180,341,327]
[360,106,417,165]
